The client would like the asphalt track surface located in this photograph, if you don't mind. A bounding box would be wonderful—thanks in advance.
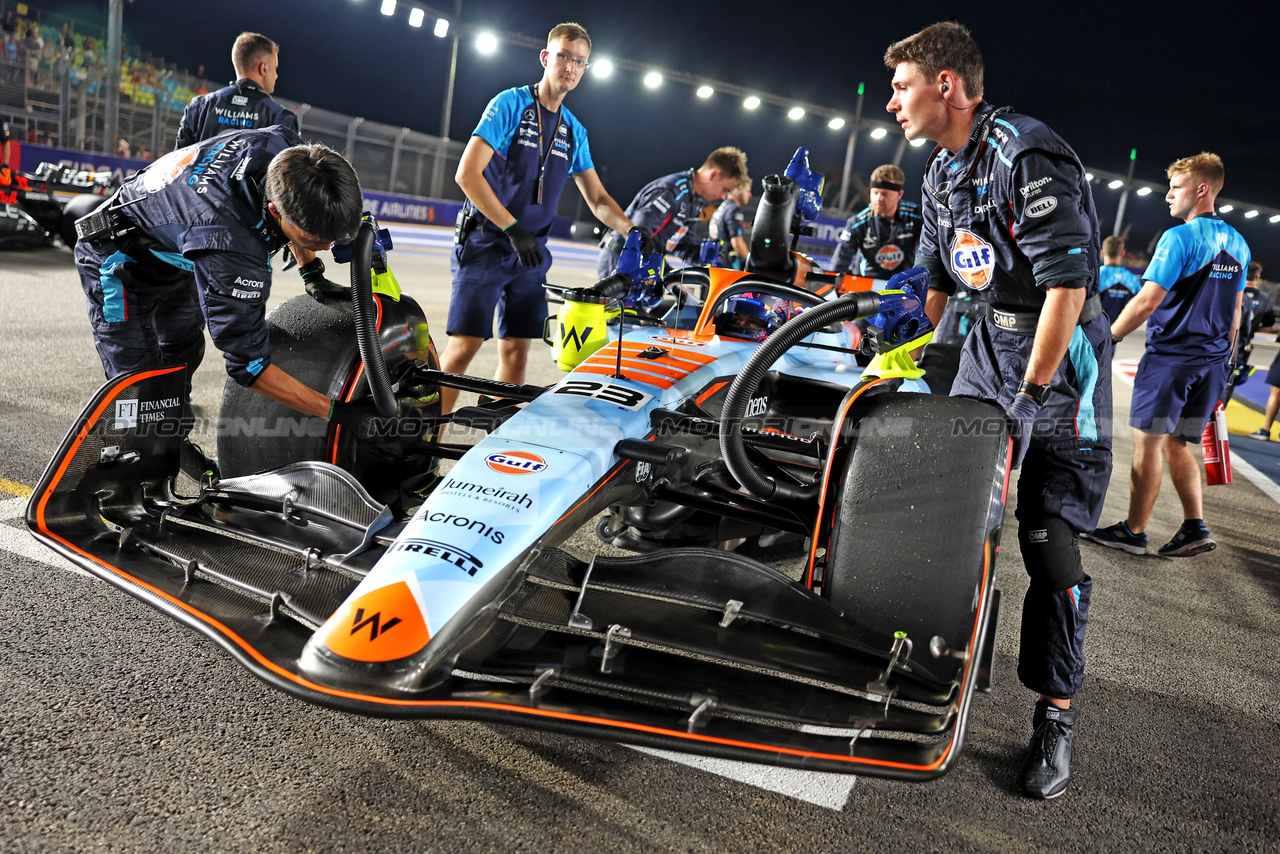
[2,227,1279,853]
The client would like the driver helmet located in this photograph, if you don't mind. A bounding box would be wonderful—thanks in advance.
[713,296,778,342]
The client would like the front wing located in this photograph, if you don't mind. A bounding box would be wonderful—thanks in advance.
[27,367,1006,780]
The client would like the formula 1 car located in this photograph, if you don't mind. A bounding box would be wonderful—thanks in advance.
[0,161,116,249]
[27,150,1011,780]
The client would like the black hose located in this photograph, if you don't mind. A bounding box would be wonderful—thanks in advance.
[348,220,398,417]
[719,291,883,502]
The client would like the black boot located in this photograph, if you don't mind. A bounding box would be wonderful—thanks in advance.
[179,438,220,484]
[1018,699,1078,799]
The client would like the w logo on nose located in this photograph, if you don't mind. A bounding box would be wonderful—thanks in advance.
[350,607,401,641]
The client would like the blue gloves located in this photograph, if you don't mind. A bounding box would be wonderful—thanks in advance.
[1005,392,1041,470]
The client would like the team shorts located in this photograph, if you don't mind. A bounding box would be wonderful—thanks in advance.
[1129,355,1228,442]
[447,234,551,340]
[1266,348,1280,388]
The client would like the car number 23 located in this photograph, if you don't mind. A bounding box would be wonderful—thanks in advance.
[551,380,653,410]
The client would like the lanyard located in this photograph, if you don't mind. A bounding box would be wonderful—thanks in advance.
[529,84,562,205]
[921,105,1012,208]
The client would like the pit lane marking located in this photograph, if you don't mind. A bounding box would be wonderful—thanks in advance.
[0,496,92,576]
[629,746,856,810]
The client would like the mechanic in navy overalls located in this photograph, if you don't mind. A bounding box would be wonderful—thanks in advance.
[75,127,377,480]
[176,32,297,149]
[438,22,638,415]
[708,179,752,269]
[1097,235,1142,323]
[886,21,1113,800]
[1087,153,1250,558]
[827,163,922,279]
[596,147,747,279]
[176,33,344,306]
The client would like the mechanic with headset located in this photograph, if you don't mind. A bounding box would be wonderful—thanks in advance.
[74,127,377,481]
[176,32,297,149]
[596,146,748,279]
[1087,154,1251,557]
[708,178,752,270]
[439,22,638,415]
[176,32,343,304]
[886,21,1113,800]
[1097,235,1142,323]
[827,163,922,279]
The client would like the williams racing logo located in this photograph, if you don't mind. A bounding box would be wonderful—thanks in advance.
[949,230,996,290]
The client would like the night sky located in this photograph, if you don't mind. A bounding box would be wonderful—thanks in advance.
[36,0,1280,268]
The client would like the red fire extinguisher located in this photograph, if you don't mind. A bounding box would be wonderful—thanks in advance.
[1201,402,1232,486]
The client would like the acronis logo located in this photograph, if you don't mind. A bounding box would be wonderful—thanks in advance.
[950,230,996,290]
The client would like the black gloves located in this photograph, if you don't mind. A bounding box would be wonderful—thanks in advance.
[1005,392,1041,470]
[503,221,544,269]
[299,257,346,300]
[633,227,658,258]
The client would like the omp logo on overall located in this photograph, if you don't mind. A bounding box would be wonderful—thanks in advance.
[950,230,996,290]
[484,451,547,475]
[390,537,483,575]
[114,400,138,429]
[875,244,905,270]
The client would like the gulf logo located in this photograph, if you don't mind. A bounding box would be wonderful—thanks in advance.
[950,230,996,290]
[485,451,548,475]
[875,243,905,270]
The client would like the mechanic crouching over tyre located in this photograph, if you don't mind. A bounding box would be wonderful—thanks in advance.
[74,126,368,482]
[885,22,1113,800]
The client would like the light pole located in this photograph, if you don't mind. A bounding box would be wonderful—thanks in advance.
[1113,148,1136,236]
[837,82,865,214]
[103,0,124,154]
[429,0,462,200]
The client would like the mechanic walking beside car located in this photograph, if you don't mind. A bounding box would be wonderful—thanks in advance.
[885,21,1113,800]
[74,127,381,480]
[438,22,638,415]
[1085,153,1250,557]
[596,146,748,279]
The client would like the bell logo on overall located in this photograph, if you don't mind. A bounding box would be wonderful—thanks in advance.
[875,244,904,270]
[485,451,548,475]
[950,230,996,290]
